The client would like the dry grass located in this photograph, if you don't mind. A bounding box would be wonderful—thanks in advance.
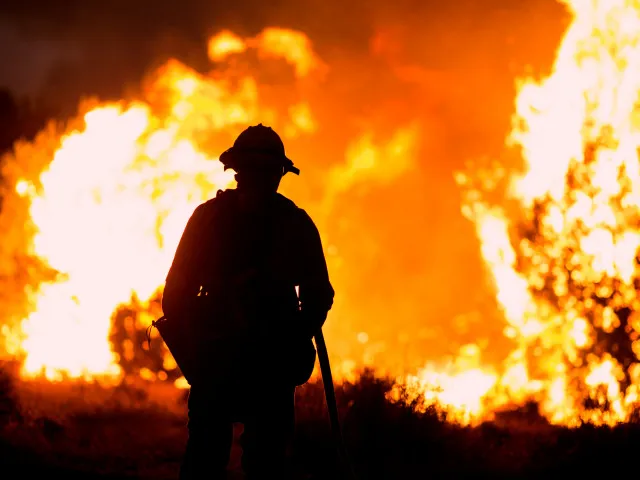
[1,364,639,479]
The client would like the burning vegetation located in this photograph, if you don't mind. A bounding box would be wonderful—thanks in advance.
[391,0,640,426]
[2,0,640,434]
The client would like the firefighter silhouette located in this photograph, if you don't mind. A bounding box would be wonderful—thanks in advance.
[162,124,335,479]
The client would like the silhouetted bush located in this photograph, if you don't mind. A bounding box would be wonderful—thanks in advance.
[3,364,640,479]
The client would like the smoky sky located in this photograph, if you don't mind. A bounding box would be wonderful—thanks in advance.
[0,0,569,107]
[0,0,373,105]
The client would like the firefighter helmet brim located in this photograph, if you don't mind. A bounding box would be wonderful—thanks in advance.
[219,124,300,175]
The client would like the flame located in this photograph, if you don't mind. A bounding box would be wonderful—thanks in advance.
[389,344,499,424]
[17,100,237,380]
[0,27,415,386]
[0,28,326,382]
[207,27,326,78]
[401,0,640,426]
[208,30,247,61]
[4,0,640,428]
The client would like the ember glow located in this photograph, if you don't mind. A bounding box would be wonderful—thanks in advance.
[2,0,640,428]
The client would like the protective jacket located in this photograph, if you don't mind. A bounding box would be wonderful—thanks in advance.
[162,188,334,386]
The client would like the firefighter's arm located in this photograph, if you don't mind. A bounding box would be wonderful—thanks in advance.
[162,204,205,320]
[297,212,335,338]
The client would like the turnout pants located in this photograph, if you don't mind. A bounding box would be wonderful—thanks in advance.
[179,381,295,479]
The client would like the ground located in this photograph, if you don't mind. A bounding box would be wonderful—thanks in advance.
[1,363,638,479]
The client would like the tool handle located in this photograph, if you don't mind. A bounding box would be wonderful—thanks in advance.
[314,329,358,480]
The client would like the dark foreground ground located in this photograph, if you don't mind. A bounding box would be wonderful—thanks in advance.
[1,363,639,480]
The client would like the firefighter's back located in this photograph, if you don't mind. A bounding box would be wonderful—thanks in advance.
[193,189,313,388]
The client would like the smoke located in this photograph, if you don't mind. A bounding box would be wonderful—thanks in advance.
[1,1,566,104]
[0,0,371,108]
[0,0,572,372]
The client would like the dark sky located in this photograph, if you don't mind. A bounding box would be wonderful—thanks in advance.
[0,0,568,107]
[0,0,374,103]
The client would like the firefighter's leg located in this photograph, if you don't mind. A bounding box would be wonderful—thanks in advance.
[180,386,233,479]
[240,386,295,479]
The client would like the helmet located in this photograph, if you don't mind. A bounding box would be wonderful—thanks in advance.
[219,124,300,175]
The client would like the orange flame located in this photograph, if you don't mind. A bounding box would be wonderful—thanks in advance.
[3,0,640,428]
[0,27,417,387]
[417,0,640,425]
[2,29,324,381]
